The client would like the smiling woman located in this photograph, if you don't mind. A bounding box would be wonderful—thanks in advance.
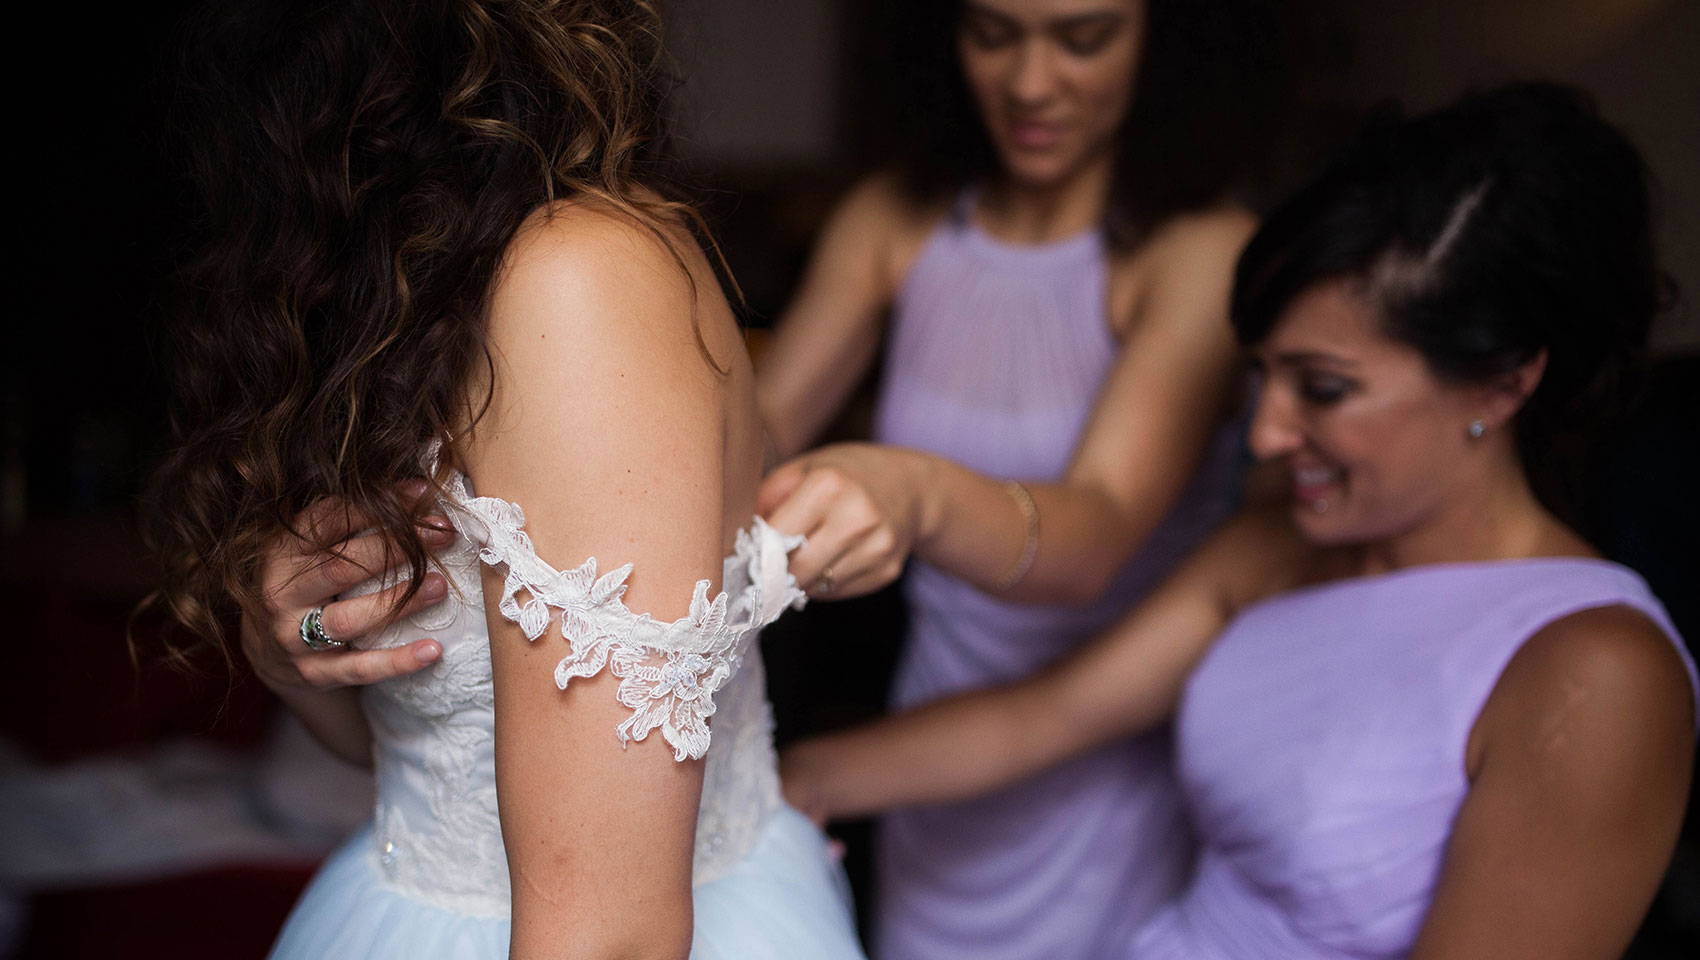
[779,82,1696,960]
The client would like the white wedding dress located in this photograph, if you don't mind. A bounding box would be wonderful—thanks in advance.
[268,472,865,959]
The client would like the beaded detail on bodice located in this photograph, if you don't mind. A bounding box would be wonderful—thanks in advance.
[348,472,805,918]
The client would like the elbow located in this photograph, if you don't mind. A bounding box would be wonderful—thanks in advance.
[614,924,693,960]
[512,915,693,960]
[1022,561,1119,606]
[1060,565,1120,605]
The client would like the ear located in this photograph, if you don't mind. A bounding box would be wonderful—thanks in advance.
[1477,349,1548,430]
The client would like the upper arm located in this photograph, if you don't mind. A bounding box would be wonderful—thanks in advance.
[1066,208,1254,510]
[1026,509,1289,756]
[755,175,925,458]
[1412,606,1696,960]
[464,204,732,956]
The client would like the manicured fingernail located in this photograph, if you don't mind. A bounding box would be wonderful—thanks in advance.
[415,641,441,664]
[422,515,453,535]
[400,478,430,500]
[420,573,449,599]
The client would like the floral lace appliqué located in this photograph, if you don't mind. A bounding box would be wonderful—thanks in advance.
[444,475,803,762]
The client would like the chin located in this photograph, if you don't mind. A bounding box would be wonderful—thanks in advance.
[998,147,1082,190]
[1290,503,1361,546]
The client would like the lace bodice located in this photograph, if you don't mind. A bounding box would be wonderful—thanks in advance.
[348,472,805,918]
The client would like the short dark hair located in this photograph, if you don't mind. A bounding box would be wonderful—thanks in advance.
[1232,82,1667,523]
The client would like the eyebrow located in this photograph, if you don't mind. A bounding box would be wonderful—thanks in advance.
[1265,350,1360,369]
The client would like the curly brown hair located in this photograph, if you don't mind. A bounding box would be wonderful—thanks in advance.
[145,0,705,659]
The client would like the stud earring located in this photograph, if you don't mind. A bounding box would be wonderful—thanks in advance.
[1467,419,1486,440]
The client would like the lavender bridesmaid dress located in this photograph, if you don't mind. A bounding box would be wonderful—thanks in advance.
[871,198,1243,959]
[1134,558,1698,958]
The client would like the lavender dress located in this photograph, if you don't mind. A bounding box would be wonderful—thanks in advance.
[1134,558,1698,958]
[871,199,1242,959]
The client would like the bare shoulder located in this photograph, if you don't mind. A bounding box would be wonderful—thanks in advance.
[493,197,740,371]
[837,171,948,235]
[1109,202,1258,336]
[829,172,950,284]
[1118,203,1257,280]
[1146,203,1259,261]
[1477,602,1695,780]
[1503,605,1694,728]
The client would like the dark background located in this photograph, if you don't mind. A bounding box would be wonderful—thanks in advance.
[3,1,1696,957]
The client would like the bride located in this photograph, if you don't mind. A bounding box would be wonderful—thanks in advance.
[146,1,864,957]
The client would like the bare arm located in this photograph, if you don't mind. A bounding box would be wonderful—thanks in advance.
[1410,606,1695,959]
[755,176,925,460]
[782,511,1287,821]
[464,205,736,960]
[766,208,1254,602]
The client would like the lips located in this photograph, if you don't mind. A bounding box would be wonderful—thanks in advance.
[1007,119,1064,150]
[1292,462,1341,504]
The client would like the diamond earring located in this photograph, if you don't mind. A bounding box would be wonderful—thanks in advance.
[1467,419,1486,439]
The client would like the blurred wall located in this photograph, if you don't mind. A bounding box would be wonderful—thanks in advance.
[665,0,848,170]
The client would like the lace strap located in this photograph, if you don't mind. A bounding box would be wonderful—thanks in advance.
[441,475,759,762]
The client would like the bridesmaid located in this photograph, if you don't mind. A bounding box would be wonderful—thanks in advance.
[780,83,1697,959]
[756,1,1277,954]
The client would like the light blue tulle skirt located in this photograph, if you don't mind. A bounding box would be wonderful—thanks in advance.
[269,807,865,959]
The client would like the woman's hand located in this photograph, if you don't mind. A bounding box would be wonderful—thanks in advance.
[757,444,935,598]
[243,482,451,695]
[778,739,838,827]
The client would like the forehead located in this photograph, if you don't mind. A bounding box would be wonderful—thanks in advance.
[1257,280,1416,366]
[964,0,1141,24]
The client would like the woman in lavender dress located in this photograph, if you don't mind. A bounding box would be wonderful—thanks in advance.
[754,2,1278,954]
[782,83,1698,958]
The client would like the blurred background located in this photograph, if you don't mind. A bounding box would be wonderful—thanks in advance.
[3,1,1695,957]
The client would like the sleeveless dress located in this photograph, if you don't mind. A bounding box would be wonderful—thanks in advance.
[268,472,866,959]
[1133,558,1699,958]
[871,199,1243,959]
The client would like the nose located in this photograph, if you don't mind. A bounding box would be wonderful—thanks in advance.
[1247,374,1303,461]
[1007,39,1060,106]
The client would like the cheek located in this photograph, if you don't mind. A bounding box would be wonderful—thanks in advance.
[1330,402,1463,520]
[958,44,1009,115]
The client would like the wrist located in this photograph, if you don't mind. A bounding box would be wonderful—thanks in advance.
[905,449,946,552]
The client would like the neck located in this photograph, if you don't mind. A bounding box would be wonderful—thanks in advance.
[977,151,1114,245]
[1358,448,1578,574]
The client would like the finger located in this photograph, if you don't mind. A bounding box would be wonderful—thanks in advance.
[287,522,454,602]
[315,571,451,645]
[294,478,438,541]
[756,458,810,517]
[763,468,846,543]
[799,531,893,598]
[297,496,385,546]
[821,555,906,599]
[296,639,442,689]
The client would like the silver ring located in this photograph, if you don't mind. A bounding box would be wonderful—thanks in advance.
[817,568,836,594]
[299,606,346,651]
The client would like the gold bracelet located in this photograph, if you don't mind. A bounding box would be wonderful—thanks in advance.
[993,480,1040,591]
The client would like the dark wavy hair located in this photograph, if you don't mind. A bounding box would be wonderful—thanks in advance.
[145,0,700,657]
[1232,82,1668,527]
[867,0,1288,248]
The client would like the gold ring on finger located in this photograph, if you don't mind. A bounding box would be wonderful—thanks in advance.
[818,568,836,594]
